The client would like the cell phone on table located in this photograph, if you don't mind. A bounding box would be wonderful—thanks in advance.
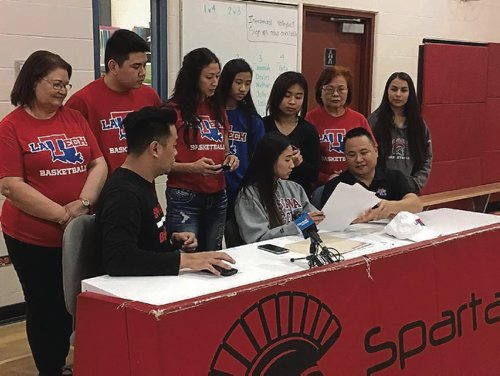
[257,244,290,254]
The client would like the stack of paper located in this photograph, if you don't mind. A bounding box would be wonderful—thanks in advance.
[318,182,381,231]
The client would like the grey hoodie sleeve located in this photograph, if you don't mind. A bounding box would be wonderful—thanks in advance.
[411,125,432,192]
[235,187,300,244]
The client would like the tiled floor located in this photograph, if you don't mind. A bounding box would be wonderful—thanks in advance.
[0,320,73,375]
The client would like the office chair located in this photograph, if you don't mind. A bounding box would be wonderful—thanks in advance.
[62,214,100,344]
[224,213,245,248]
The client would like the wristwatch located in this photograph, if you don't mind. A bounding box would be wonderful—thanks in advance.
[80,198,91,210]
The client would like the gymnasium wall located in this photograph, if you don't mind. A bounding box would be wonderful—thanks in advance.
[0,0,94,118]
[1,0,500,119]
[166,0,500,114]
[420,42,500,194]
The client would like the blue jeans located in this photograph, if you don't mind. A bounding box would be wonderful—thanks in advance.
[166,188,227,250]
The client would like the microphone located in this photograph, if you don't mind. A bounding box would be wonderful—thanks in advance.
[292,210,312,239]
[292,211,328,251]
[291,211,343,267]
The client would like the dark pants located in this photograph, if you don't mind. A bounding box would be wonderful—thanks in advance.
[4,234,72,376]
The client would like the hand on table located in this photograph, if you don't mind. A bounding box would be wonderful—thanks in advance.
[180,251,236,276]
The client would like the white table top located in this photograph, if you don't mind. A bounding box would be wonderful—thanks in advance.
[82,209,500,306]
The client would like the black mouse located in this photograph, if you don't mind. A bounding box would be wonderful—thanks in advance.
[203,265,238,276]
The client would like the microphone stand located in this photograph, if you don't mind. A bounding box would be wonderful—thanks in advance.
[290,235,343,268]
[289,210,343,267]
[308,242,323,268]
[289,241,320,268]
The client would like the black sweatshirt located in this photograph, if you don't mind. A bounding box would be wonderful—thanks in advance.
[263,116,320,196]
[96,167,180,276]
[320,166,412,209]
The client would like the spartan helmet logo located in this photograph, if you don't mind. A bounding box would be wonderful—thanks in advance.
[209,291,342,375]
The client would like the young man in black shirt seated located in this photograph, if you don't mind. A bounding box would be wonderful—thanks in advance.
[320,127,422,222]
[96,106,235,276]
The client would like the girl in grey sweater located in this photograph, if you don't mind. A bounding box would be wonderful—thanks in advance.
[235,132,324,244]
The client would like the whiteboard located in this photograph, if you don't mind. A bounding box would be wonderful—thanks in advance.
[181,0,299,116]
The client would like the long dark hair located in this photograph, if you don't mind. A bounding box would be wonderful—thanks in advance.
[266,71,308,119]
[11,50,72,107]
[372,72,427,172]
[170,48,225,145]
[218,58,258,117]
[239,132,292,228]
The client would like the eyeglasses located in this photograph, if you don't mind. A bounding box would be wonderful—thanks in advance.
[42,78,72,91]
[322,85,348,95]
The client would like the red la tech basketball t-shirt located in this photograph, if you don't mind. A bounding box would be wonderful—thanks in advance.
[306,106,374,185]
[66,77,161,174]
[167,100,228,193]
[0,107,102,247]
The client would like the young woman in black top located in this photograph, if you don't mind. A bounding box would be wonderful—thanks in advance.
[263,71,320,196]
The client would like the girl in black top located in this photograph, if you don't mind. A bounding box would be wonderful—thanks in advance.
[263,71,320,196]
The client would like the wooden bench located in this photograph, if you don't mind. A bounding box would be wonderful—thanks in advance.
[420,182,500,212]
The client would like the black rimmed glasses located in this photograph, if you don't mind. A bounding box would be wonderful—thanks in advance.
[42,78,73,91]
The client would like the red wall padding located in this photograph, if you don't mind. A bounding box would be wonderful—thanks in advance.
[482,44,500,185]
[426,159,482,192]
[483,98,500,150]
[421,43,488,105]
[420,42,500,194]
[422,103,484,161]
[481,98,500,183]
[487,43,500,97]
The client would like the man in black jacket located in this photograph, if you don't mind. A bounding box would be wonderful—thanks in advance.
[320,127,422,222]
[96,106,235,276]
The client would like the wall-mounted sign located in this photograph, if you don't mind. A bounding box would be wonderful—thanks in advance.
[14,60,25,77]
[324,48,336,66]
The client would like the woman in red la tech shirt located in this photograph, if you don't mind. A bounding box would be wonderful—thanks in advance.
[306,66,374,186]
[165,48,239,251]
[0,51,107,375]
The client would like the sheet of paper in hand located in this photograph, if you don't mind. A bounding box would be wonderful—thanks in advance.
[319,183,381,231]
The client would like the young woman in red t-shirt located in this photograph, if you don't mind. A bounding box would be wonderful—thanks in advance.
[165,48,239,250]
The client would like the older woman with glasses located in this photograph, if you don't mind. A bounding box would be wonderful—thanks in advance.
[0,50,107,376]
[306,66,374,186]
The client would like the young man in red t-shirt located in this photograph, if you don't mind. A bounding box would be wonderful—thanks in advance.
[66,29,161,174]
